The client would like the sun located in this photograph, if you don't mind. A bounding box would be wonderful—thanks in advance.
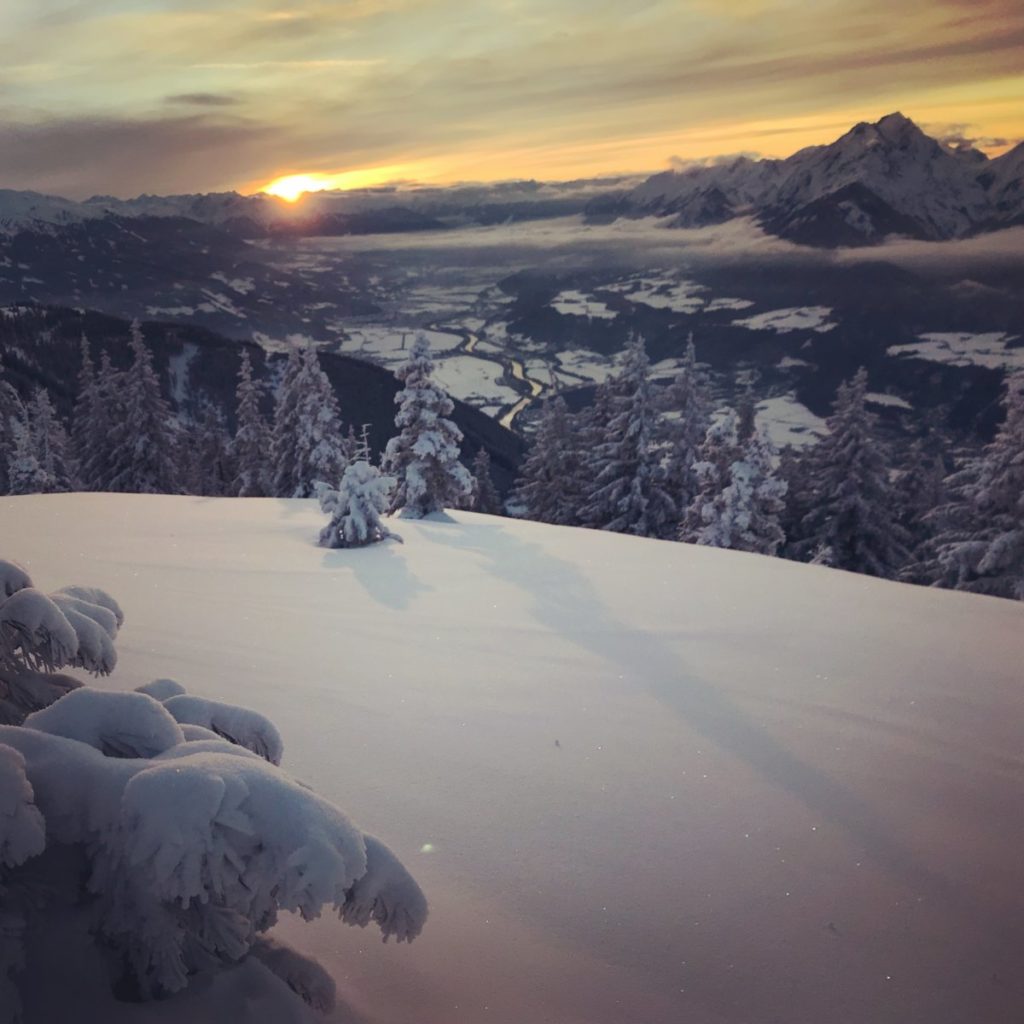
[259,161,438,201]
[263,174,328,203]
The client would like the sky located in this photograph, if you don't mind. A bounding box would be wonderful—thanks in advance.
[0,0,1022,199]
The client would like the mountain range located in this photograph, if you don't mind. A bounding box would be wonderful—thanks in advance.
[0,114,1021,248]
[588,113,1024,246]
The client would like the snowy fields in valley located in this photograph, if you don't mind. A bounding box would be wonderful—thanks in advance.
[3,494,1023,1024]
[887,332,1024,371]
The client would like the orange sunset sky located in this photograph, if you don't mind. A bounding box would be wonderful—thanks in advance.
[1,0,1022,199]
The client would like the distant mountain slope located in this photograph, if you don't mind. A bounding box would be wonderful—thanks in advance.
[588,113,1024,246]
[3,494,1023,1023]
[0,115,1020,247]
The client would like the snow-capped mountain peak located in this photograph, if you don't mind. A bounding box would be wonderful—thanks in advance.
[602,112,1022,245]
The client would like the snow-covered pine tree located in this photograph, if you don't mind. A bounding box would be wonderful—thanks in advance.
[894,415,950,575]
[510,395,583,525]
[270,342,305,497]
[319,461,395,548]
[0,557,426,1017]
[687,427,788,555]
[0,359,26,496]
[382,334,472,518]
[735,378,758,444]
[679,410,743,542]
[578,335,677,537]
[105,322,180,494]
[28,388,76,492]
[231,348,271,497]
[797,367,909,578]
[72,346,122,492]
[5,414,49,496]
[271,345,348,498]
[660,334,711,530]
[469,447,502,515]
[918,372,1024,599]
[182,400,235,496]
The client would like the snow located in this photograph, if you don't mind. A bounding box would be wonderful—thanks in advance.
[887,333,1024,371]
[3,494,1024,1024]
[736,394,830,449]
[865,391,914,410]
[428,355,515,405]
[604,275,707,313]
[705,296,754,311]
[337,327,462,365]
[732,306,837,333]
[24,687,184,759]
[162,693,284,764]
[550,289,618,320]
[0,742,45,867]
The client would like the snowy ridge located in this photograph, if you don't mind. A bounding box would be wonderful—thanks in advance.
[3,493,1023,1024]
[607,112,1024,244]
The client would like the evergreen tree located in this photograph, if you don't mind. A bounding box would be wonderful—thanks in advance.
[510,396,584,525]
[271,346,347,498]
[469,447,502,515]
[686,427,787,555]
[183,401,235,496]
[894,416,949,575]
[231,349,271,497]
[5,412,48,495]
[0,358,26,495]
[71,336,102,487]
[382,334,472,517]
[318,461,395,548]
[270,343,305,497]
[578,336,677,537]
[679,410,743,542]
[105,322,180,494]
[735,378,758,444]
[660,335,711,528]
[28,389,76,492]
[919,372,1024,599]
[797,368,909,578]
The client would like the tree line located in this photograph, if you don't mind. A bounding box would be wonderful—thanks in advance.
[1,323,1020,599]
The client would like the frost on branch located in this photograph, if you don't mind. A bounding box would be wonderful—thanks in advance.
[0,590,78,674]
[162,693,284,765]
[1,574,122,725]
[341,833,428,944]
[0,743,45,1024]
[0,559,427,1014]
[0,561,31,602]
[134,677,187,701]
[0,745,45,870]
[25,689,184,760]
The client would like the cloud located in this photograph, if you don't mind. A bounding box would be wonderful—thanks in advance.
[165,93,239,107]
[1,0,1023,194]
[667,152,762,171]
[0,114,282,197]
[928,123,1013,153]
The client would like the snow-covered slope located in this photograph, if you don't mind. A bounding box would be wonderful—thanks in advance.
[986,141,1024,227]
[3,494,1023,1024]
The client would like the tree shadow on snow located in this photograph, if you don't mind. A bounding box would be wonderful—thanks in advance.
[321,540,433,611]
[427,519,967,913]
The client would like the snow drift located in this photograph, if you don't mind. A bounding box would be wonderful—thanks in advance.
[1,493,1022,1024]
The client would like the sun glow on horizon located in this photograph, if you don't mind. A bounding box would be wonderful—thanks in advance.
[261,163,433,201]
